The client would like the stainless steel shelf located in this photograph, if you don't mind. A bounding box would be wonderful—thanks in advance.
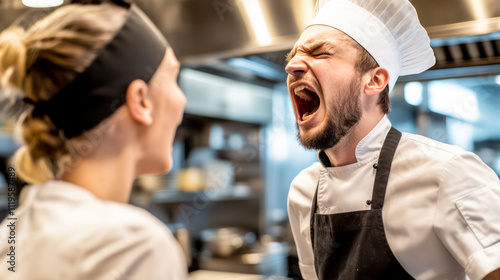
[153,188,259,204]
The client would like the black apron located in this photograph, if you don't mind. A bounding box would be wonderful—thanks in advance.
[310,127,414,280]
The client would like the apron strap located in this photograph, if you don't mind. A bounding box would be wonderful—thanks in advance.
[371,127,402,210]
[310,180,319,250]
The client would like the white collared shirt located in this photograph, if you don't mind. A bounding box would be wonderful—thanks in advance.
[288,115,500,280]
[0,180,187,280]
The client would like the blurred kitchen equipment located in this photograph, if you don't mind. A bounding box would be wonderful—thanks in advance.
[187,147,217,167]
[200,227,256,258]
[189,270,263,280]
[203,160,234,192]
[184,147,235,192]
[198,234,290,276]
[135,175,162,192]
[178,167,206,192]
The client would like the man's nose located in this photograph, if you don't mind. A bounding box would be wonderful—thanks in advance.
[285,55,309,77]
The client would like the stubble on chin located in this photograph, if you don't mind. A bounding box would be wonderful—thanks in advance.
[297,77,362,151]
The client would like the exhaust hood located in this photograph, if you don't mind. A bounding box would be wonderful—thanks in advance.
[134,0,316,65]
[133,0,500,70]
[1,0,499,71]
[411,0,500,39]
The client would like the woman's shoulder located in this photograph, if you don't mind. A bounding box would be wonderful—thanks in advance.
[97,200,172,238]
[63,189,174,243]
[0,181,186,279]
[73,201,187,278]
[15,180,176,249]
[78,200,177,249]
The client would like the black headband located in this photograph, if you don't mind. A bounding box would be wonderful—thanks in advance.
[26,3,168,139]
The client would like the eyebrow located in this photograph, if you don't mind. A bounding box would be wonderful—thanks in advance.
[286,40,333,61]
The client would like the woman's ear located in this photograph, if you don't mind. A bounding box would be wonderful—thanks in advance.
[364,67,390,96]
[126,79,153,125]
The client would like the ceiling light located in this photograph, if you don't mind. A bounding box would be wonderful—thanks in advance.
[404,82,423,106]
[241,0,272,46]
[227,57,284,81]
[428,80,480,122]
[468,0,488,20]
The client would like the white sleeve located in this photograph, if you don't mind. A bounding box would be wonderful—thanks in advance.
[288,164,320,280]
[433,152,500,280]
[76,220,187,280]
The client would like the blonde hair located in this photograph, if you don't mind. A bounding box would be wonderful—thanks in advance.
[0,4,128,184]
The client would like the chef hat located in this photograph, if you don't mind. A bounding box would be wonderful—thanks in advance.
[308,0,435,91]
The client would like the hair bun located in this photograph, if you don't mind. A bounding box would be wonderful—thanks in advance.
[0,26,27,90]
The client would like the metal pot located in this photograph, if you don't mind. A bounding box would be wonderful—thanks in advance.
[200,227,256,258]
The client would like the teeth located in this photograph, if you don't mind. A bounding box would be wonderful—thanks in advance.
[294,85,314,101]
[303,112,313,121]
[302,107,319,121]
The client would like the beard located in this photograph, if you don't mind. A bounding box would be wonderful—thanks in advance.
[297,77,362,150]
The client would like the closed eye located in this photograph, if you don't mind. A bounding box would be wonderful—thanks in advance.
[312,53,330,57]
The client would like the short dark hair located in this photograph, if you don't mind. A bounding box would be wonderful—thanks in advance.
[354,46,391,114]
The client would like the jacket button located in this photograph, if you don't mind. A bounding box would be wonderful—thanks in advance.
[373,163,378,169]
[366,200,372,205]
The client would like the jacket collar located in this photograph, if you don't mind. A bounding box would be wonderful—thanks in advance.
[318,115,392,167]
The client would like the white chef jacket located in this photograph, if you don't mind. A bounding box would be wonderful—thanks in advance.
[288,115,500,280]
[0,180,187,280]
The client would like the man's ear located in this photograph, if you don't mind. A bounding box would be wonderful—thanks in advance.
[364,67,390,96]
[126,79,153,125]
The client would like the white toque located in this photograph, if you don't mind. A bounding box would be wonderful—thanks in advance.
[309,0,436,92]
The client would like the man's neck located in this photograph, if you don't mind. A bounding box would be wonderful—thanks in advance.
[324,114,385,167]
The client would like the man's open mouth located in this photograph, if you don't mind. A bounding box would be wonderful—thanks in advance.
[293,85,320,122]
